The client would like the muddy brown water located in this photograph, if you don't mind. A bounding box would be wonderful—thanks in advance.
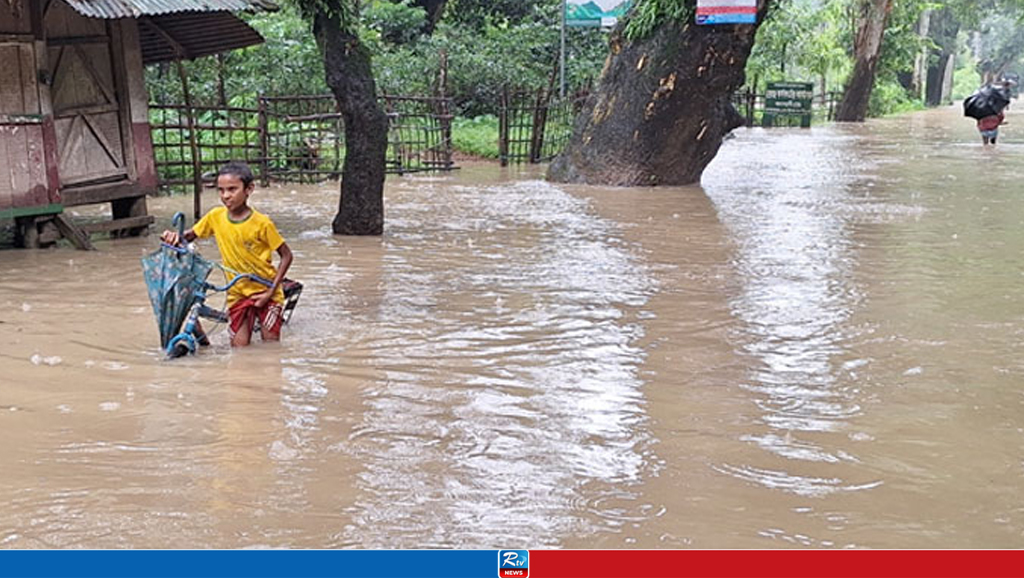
[3,106,1024,548]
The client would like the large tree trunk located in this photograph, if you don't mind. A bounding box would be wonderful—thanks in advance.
[925,53,955,105]
[924,7,959,107]
[911,9,931,99]
[313,12,388,236]
[834,0,894,122]
[548,0,772,187]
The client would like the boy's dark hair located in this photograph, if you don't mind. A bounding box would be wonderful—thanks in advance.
[218,161,255,188]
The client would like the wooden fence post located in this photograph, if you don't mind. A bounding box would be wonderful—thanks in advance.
[435,52,453,169]
[258,94,269,186]
[499,89,509,167]
[176,60,202,221]
[382,95,404,175]
[333,97,342,179]
[529,87,547,163]
[750,75,760,128]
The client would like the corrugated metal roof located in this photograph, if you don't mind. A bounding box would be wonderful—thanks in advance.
[139,12,264,63]
[63,0,276,19]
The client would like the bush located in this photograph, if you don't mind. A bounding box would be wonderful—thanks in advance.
[363,0,428,45]
[451,115,500,158]
[371,19,606,117]
[868,75,925,117]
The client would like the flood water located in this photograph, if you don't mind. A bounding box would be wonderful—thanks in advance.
[3,105,1024,548]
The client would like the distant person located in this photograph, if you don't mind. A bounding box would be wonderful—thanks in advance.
[978,110,1006,146]
[161,161,294,347]
[1001,74,1019,99]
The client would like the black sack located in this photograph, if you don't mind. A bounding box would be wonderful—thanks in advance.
[964,85,1010,119]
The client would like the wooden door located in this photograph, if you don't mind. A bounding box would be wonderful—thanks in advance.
[0,38,49,211]
[46,1,128,187]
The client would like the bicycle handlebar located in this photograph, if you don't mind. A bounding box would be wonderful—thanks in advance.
[159,242,274,291]
[208,273,273,292]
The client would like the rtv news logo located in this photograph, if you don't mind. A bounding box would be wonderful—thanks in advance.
[498,550,529,578]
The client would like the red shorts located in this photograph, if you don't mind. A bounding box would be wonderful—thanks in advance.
[228,298,284,340]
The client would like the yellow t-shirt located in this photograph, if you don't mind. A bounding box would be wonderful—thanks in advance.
[192,206,286,305]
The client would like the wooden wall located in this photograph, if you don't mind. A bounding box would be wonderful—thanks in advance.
[0,0,30,34]
[0,0,50,213]
[1,0,160,219]
[121,19,157,191]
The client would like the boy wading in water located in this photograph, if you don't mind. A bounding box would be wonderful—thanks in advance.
[162,162,294,346]
[978,110,1006,146]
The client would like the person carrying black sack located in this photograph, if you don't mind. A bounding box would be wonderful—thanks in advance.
[978,110,1006,146]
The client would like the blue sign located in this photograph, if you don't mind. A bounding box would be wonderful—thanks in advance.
[498,550,529,578]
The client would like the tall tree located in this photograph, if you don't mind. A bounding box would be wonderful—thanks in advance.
[548,0,773,187]
[976,9,1024,83]
[299,0,388,235]
[924,6,959,106]
[834,0,894,121]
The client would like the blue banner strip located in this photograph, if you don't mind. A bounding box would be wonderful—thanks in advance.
[0,551,499,578]
[697,13,757,24]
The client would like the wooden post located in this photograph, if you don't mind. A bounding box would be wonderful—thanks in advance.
[749,75,759,127]
[383,95,403,175]
[176,59,202,221]
[16,217,40,249]
[258,94,269,186]
[333,97,342,179]
[749,87,757,126]
[53,213,96,251]
[435,51,453,169]
[529,87,546,163]
[530,61,560,163]
[498,89,509,167]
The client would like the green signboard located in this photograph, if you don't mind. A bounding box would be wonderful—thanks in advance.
[566,0,631,27]
[764,81,814,128]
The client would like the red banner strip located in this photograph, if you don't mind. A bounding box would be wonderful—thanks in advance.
[696,6,759,14]
[529,550,1024,578]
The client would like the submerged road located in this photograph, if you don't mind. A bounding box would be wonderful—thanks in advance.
[1,104,1023,548]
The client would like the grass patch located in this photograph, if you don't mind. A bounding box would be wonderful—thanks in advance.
[452,115,500,159]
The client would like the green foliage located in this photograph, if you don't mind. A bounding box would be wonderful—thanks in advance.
[146,1,604,117]
[946,0,998,30]
[291,0,358,33]
[451,115,500,157]
[363,0,428,44]
[951,32,980,100]
[624,0,693,41]
[976,8,1024,78]
[868,74,925,116]
[145,4,328,105]
[445,0,551,29]
[371,24,553,115]
[747,0,851,91]
[748,0,939,115]
[371,18,605,116]
[876,0,931,81]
